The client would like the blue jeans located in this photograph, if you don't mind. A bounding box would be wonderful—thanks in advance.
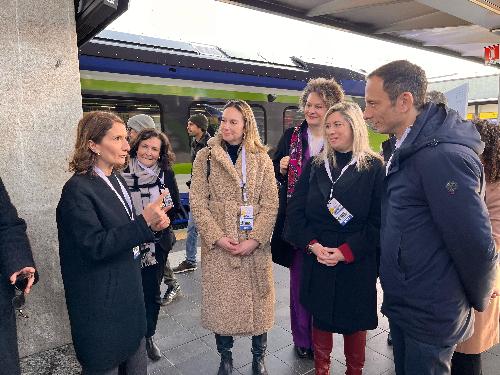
[186,211,198,264]
[389,320,456,375]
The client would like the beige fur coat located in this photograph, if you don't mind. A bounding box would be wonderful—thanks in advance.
[190,136,279,336]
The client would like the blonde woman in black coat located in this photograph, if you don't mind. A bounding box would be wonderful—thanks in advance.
[57,111,170,375]
[284,102,383,375]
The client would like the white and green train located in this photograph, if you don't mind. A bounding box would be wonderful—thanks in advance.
[79,30,386,171]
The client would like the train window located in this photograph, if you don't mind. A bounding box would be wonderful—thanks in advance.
[82,97,162,129]
[283,106,303,130]
[189,102,267,143]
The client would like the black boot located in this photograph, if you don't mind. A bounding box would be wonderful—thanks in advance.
[215,334,234,375]
[251,333,268,375]
[145,336,162,361]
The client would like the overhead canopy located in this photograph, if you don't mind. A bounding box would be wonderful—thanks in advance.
[221,0,500,66]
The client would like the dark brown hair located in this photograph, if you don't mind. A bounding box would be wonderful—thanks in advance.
[368,60,427,109]
[474,119,500,183]
[129,128,176,170]
[69,111,125,174]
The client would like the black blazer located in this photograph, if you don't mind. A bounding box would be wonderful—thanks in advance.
[56,172,154,372]
[0,177,35,375]
[284,156,383,334]
[271,121,309,267]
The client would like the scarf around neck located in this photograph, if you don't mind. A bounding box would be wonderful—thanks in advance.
[121,158,163,268]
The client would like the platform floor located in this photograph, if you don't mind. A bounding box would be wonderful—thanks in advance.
[20,235,500,374]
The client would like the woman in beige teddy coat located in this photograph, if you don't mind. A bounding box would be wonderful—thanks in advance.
[190,99,278,375]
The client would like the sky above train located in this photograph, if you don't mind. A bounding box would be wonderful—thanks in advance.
[106,0,499,81]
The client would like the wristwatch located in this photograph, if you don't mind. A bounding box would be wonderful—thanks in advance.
[307,240,318,254]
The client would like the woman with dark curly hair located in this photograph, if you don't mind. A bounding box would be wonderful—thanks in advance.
[57,111,170,374]
[451,120,500,375]
[271,77,345,358]
[122,126,181,361]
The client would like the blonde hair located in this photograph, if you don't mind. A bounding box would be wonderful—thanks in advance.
[315,102,382,170]
[299,77,345,111]
[220,100,267,153]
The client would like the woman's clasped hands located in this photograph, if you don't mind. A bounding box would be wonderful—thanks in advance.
[215,237,260,256]
[309,243,345,267]
[142,191,171,231]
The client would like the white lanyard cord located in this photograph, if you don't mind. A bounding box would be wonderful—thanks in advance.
[94,167,134,220]
[324,155,357,199]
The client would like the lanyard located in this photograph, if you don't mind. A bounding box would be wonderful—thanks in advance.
[137,160,164,185]
[94,167,134,220]
[227,145,248,203]
[324,155,357,199]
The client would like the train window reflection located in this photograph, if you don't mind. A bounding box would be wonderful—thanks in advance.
[189,102,267,143]
[283,106,303,130]
[82,97,162,129]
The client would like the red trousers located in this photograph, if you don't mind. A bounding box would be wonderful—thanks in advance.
[312,326,367,375]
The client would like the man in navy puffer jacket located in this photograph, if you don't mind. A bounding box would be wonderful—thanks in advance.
[364,60,497,375]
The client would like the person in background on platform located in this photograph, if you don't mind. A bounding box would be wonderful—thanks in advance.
[190,100,278,375]
[173,114,211,274]
[426,90,448,106]
[284,102,383,375]
[364,60,497,375]
[451,119,500,375]
[57,111,170,375]
[271,77,345,358]
[127,114,156,143]
[0,178,38,375]
[122,127,181,361]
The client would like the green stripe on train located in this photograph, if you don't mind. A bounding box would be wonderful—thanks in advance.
[80,79,299,103]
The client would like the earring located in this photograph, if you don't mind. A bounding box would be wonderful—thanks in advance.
[97,152,101,156]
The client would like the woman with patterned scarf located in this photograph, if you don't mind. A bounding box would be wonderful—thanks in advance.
[122,127,180,361]
[271,78,345,358]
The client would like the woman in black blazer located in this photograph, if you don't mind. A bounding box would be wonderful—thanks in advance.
[284,102,383,375]
[56,111,170,375]
[122,127,181,361]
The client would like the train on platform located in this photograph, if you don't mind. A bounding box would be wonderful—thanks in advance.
[78,30,386,228]
[79,30,387,164]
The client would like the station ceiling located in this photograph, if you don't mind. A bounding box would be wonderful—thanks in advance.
[221,0,500,66]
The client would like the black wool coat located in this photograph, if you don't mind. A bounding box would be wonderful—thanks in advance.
[56,172,155,372]
[284,156,383,334]
[271,121,309,267]
[0,177,35,375]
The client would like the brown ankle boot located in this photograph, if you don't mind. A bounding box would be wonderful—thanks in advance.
[343,331,367,375]
[312,327,332,375]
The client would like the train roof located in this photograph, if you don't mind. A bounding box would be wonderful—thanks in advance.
[79,30,366,95]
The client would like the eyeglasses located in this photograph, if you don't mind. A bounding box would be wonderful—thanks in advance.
[12,274,32,319]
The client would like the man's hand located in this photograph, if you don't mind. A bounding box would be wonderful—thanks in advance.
[10,267,36,294]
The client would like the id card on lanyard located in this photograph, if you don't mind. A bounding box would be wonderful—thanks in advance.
[324,155,356,226]
[230,146,254,233]
[94,167,141,259]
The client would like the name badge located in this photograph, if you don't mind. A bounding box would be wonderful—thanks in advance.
[327,198,353,226]
[133,246,140,259]
[239,205,254,231]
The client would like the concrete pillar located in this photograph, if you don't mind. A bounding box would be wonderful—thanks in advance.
[0,0,82,356]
